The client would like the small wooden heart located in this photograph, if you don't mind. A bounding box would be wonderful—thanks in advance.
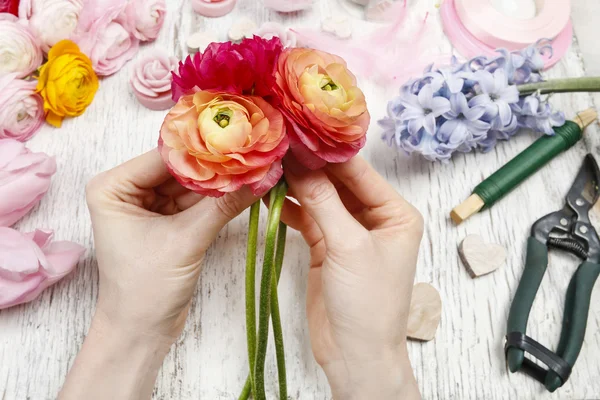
[407,283,442,342]
[458,235,506,278]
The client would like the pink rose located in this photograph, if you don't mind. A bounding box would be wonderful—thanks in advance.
[19,0,83,53]
[71,0,139,76]
[0,74,44,142]
[0,228,84,310]
[119,0,166,41]
[0,139,56,227]
[0,14,43,78]
[130,50,178,110]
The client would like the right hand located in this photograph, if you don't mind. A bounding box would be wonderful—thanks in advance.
[281,156,423,399]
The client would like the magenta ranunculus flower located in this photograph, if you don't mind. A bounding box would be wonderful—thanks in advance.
[119,0,166,41]
[71,0,139,76]
[0,228,84,310]
[0,139,56,227]
[0,73,44,142]
[171,36,283,102]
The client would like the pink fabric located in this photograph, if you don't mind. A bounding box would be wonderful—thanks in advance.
[440,0,572,70]
[0,227,84,310]
[118,0,166,41]
[0,73,44,142]
[131,49,178,110]
[0,139,56,227]
[71,0,139,76]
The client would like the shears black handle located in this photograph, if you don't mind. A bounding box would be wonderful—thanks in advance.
[506,237,600,392]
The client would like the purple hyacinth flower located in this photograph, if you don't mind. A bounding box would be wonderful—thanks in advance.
[438,93,490,149]
[426,68,466,94]
[399,84,451,135]
[474,69,519,128]
[514,95,565,135]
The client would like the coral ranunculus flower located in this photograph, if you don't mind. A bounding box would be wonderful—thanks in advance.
[275,48,370,169]
[171,36,283,102]
[159,91,289,197]
[36,39,98,127]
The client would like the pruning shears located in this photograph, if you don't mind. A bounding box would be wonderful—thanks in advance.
[505,154,600,392]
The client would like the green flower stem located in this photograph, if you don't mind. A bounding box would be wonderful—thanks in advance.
[517,77,600,95]
[244,201,261,397]
[238,377,252,400]
[270,221,288,400]
[254,181,288,400]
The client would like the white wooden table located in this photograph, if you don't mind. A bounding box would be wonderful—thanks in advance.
[2,1,600,398]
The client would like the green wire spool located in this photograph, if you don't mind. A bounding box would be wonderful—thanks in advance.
[451,109,597,224]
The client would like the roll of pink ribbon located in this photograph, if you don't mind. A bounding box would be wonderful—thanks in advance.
[440,0,572,69]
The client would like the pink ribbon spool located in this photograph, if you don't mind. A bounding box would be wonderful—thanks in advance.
[191,0,237,17]
[455,0,570,50]
[440,0,573,70]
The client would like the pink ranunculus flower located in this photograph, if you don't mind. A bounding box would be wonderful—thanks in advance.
[159,91,289,197]
[0,228,84,310]
[71,0,139,76]
[130,50,178,110]
[119,0,166,42]
[18,0,83,53]
[274,48,370,169]
[0,14,43,78]
[0,139,56,227]
[0,74,44,141]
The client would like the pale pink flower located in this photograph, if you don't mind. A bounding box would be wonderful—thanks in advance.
[0,228,84,310]
[0,139,56,227]
[130,50,178,110]
[0,74,44,142]
[119,0,166,41]
[71,0,139,76]
[0,14,43,78]
[19,0,83,53]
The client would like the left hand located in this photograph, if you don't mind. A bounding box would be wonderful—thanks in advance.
[85,148,258,341]
[60,149,257,400]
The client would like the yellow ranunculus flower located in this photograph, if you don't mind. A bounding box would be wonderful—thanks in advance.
[36,40,99,128]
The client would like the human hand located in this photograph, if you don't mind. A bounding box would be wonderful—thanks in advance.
[280,156,423,400]
[60,149,257,400]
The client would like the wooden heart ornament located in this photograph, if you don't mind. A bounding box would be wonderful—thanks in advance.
[407,283,442,342]
[458,234,507,278]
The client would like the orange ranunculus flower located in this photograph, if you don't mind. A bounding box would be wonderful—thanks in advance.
[275,48,370,169]
[36,39,99,127]
[159,91,289,197]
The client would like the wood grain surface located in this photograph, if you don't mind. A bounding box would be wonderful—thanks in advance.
[2,0,600,399]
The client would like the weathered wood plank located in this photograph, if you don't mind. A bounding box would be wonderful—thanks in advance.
[1,1,599,399]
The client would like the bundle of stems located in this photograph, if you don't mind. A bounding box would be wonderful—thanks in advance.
[239,180,288,400]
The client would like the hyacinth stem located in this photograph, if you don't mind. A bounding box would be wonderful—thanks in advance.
[517,77,600,95]
[244,201,261,397]
[253,181,288,400]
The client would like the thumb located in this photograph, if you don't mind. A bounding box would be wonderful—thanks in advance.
[177,186,259,240]
[284,158,362,243]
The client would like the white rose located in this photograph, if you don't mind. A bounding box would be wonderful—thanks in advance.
[19,0,83,53]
